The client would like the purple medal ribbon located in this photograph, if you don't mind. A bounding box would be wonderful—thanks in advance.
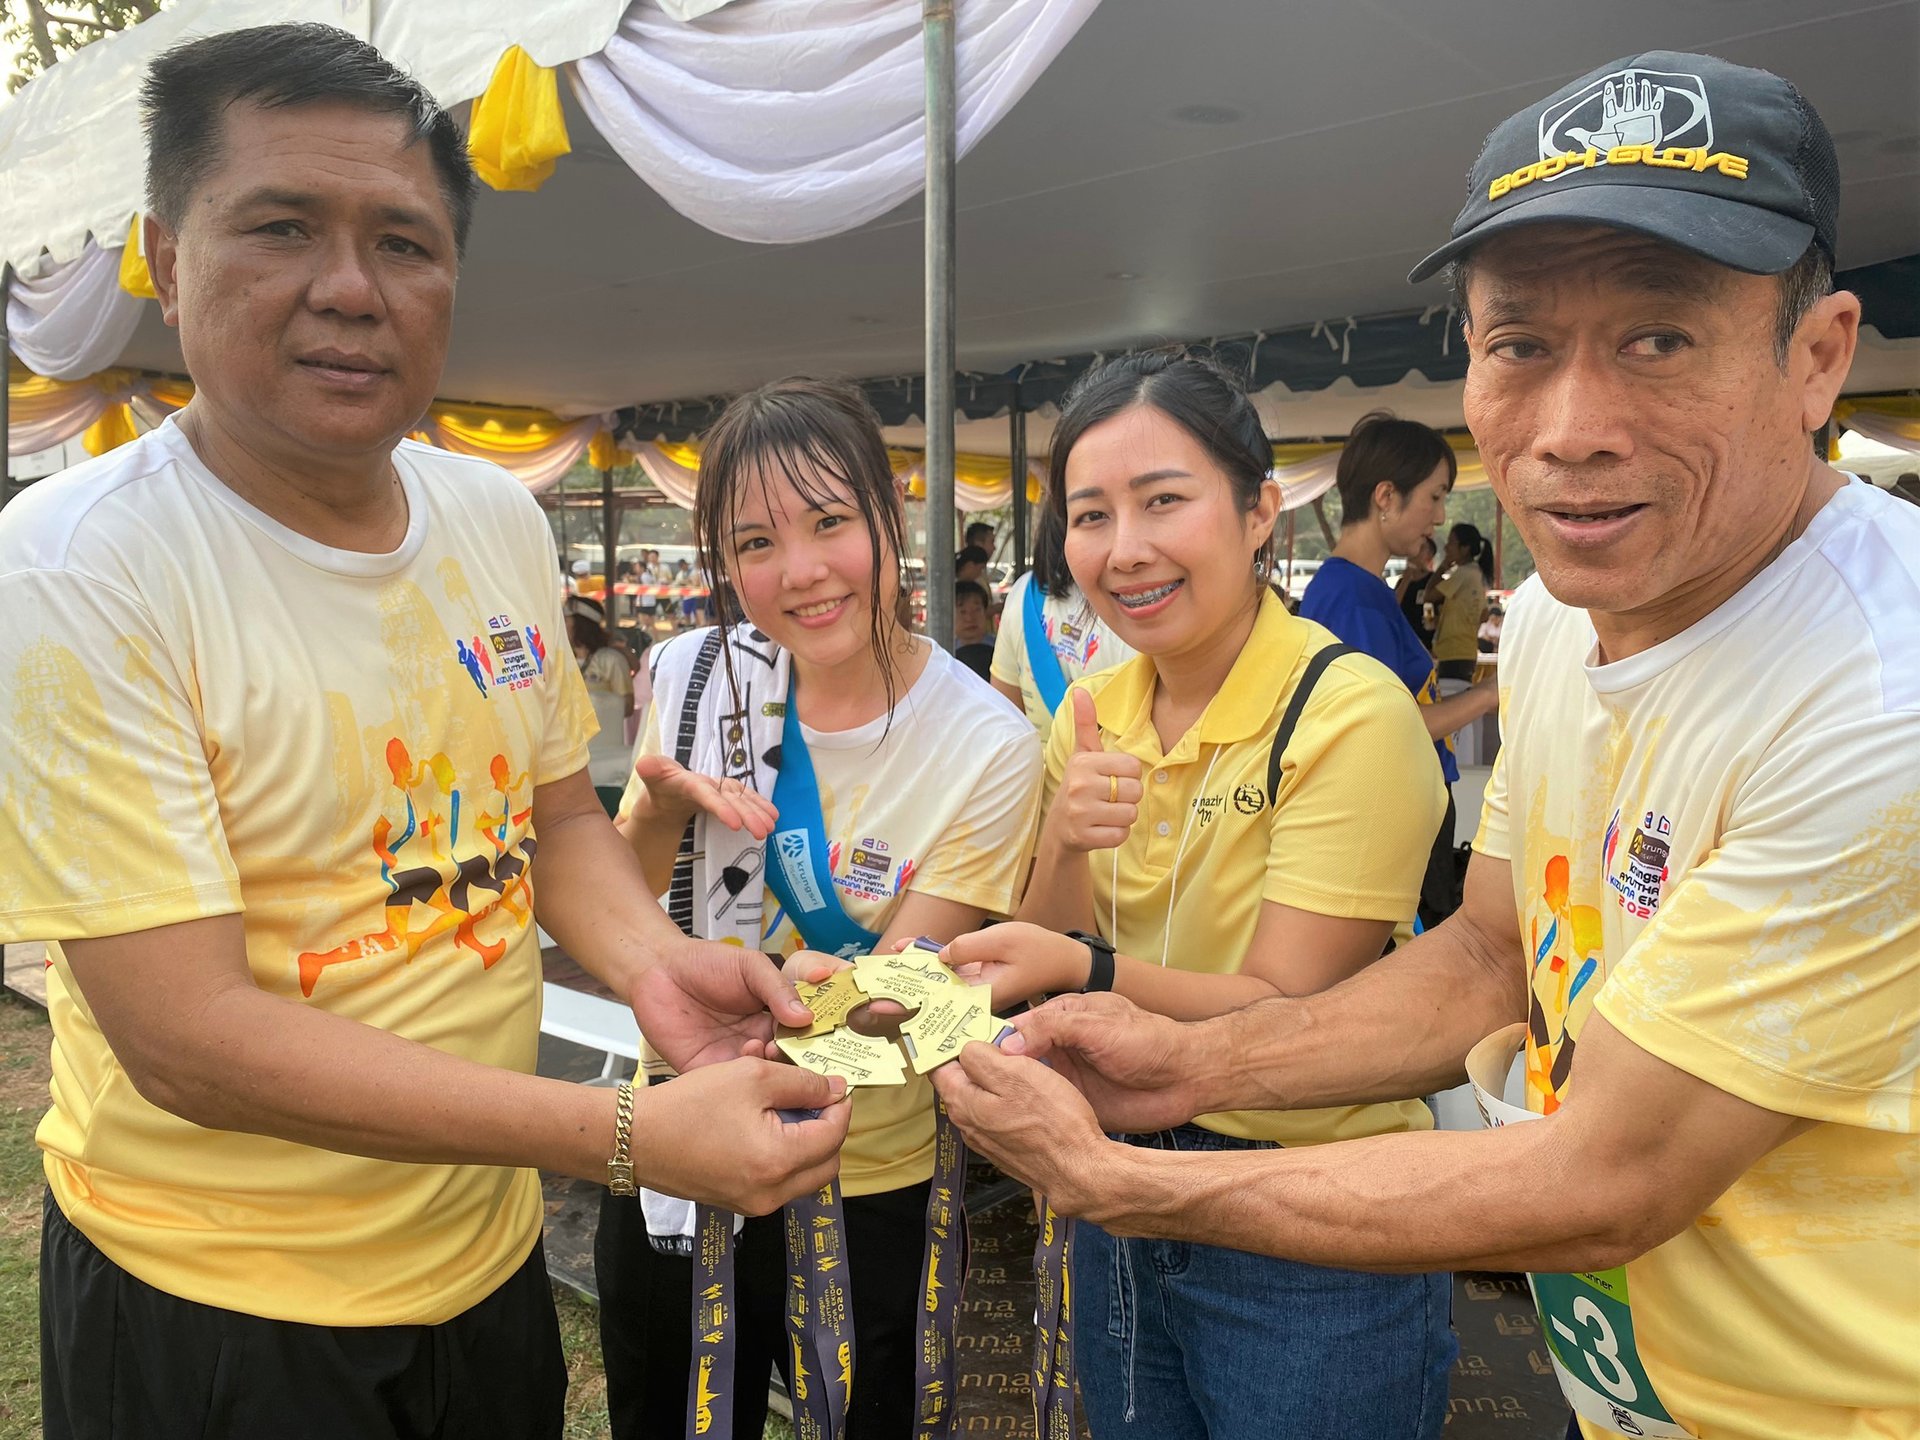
[1032,1200,1077,1439]
[911,1101,971,1437]
[784,1176,855,1440]
[688,1203,736,1440]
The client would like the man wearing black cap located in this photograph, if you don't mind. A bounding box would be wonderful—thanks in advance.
[929,53,1918,1440]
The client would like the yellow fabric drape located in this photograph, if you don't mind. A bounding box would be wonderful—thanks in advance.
[418,401,582,454]
[468,46,572,192]
[118,215,158,300]
[83,405,140,455]
[146,376,196,409]
[587,429,631,471]
[1833,394,1920,450]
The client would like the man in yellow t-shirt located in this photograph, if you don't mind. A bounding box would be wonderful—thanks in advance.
[0,26,846,1440]
[931,52,1917,1440]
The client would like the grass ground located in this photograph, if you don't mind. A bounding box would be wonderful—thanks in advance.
[0,995,791,1439]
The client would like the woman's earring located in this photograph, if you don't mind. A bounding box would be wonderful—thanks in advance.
[1253,551,1270,582]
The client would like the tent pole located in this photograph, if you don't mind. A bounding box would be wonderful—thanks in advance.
[922,0,957,646]
[1009,405,1028,579]
[1,269,12,512]
[600,464,617,621]
[1493,495,1505,589]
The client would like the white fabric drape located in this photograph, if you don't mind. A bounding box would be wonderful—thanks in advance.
[632,441,702,508]
[897,460,1043,512]
[1838,411,1920,455]
[8,373,131,454]
[1273,453,1341,513]
[570,0,1104,244]
[7,242,146,380]
[411,413,603,492]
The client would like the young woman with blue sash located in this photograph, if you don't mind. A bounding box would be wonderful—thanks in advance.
[598,377,1043,1440]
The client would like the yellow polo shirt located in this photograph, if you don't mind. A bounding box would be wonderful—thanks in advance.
[1045,593,1443,1145]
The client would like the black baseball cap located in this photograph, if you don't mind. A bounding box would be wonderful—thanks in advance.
[1410,51,1838,282]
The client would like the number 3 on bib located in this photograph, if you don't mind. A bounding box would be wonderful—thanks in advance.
[1529,1270,1689,1437]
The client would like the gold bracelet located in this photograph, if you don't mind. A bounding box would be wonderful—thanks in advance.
[607,1079,637,1197]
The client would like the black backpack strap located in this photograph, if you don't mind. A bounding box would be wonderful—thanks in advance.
[1266,644,1357,807]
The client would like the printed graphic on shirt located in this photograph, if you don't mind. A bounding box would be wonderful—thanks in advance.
[829,833,910,902]
[453,613,547,696]
[296,741,535,998]
[1047,611,1105,668]
[1523,852,1605,1114]
[1604,808,1673,920]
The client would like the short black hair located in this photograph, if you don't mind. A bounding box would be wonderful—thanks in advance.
[1334,411,1455,527]
[141,22,477,255]
[964,521,996,546]
[955,546,991,568]
[954,579,991,609]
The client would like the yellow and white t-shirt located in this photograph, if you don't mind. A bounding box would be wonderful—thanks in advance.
[623,642,1043,1194]
[1475,481,1920,1439]
[990,570,1136,729]
[1049,592,1444,1146]
[0,417,594,1326]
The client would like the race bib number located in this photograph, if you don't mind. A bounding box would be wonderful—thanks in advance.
[1465,1026,1691,1438]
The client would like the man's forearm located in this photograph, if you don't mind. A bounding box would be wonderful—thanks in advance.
[614,793,694,897]
[159,982,622,1183]
[536,803,681,995]
[1077,1121,1633,1275]
[1183,913,1525,1116]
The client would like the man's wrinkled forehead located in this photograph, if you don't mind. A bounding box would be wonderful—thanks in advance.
[1463,225,1734,326]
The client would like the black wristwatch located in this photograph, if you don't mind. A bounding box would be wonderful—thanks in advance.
[1065,930,1117,993]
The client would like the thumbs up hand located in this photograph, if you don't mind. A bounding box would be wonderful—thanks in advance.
[1053,687,1143,852]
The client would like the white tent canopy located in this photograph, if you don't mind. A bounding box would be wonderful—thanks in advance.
[2,0,1916,416]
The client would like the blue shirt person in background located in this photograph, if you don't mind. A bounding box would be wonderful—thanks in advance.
[1300,411,1498,924]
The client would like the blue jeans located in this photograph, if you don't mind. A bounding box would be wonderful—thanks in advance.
[1072,1125,1455,1440]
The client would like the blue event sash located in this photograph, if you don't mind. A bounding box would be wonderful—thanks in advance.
[1022,578,1070,716]
[765,682,884,959]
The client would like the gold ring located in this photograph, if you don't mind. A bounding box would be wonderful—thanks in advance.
[1108,774,1119,804]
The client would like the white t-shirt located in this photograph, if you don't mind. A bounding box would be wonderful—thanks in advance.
[1476,480,1920,1439]
[989,570,1136,730]
[0,416,592,1326]
[623,641,1043,1193]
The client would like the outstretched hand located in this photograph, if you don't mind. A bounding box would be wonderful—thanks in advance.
[633,753,779,840]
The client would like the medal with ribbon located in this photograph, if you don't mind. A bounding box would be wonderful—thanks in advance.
[687,941,1017,1440]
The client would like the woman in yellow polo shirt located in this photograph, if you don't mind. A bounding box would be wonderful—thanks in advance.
[1426,520,1494,683]
[602,377,1043,1440]
[944,352,1454,1438]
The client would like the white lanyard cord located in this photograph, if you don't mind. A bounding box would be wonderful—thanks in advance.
[1110,741,1225,969]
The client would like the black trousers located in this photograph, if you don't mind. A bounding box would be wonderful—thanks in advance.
[596,1177,930,1440]
[40,1190,566,1440]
